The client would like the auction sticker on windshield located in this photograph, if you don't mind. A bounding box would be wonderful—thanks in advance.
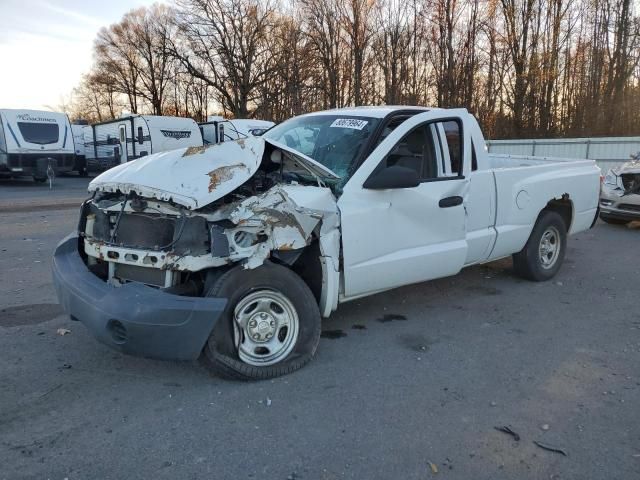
[330,118,368,130]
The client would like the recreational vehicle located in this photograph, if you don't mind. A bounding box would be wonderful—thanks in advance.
[71,121,88,176]
[200,117,275,145]
[0,109,75,181]
[84,115,203,171]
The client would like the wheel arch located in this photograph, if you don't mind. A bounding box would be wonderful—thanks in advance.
[541,194,573,233]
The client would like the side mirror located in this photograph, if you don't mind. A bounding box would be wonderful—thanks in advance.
[363,165,420,190]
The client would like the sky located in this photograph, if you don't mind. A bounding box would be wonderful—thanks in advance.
[0,0,162,111]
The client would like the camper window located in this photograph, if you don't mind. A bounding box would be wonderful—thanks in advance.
[137,127,143,145]
[17,122,59,145]
[119,129,125,143]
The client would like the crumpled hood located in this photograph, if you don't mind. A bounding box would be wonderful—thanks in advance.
[614,159,640,175]
[89,137,339,209]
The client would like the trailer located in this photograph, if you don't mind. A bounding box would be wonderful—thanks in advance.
[71,121,89,176]
[0,109,75,181]
[84,115,203,171]
[199,117,274,145]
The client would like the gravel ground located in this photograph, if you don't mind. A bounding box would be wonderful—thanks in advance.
[0,189,639,480]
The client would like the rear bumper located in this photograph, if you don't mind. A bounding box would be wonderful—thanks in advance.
[52,234,227,361]
[4,153,74,177]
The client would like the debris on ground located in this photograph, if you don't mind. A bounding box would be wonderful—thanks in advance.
[428,461,438,474]
[351,324,367,330]
[533,441,568,456]
[541,424,550,431]
[494,425,520,441]
[56,328,71,336]
[266,397,272,406]
[490,401,497,407]
[321,330,347,339]
[377,313,407,323]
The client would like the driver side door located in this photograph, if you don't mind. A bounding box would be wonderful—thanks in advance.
[338,110,471,299]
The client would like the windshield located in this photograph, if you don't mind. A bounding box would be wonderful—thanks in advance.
[263,114,380,179]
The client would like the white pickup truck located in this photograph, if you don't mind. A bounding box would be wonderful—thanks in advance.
[53,107,600,380]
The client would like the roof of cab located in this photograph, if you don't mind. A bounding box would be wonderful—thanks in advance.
[303,106,433,119]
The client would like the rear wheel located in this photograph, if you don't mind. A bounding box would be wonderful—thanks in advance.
[599,214,630,225]
[513,210,567,281]
[202,262,321,380]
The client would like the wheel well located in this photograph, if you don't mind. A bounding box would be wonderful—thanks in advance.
[290,242,323,304]
[543,195,573,231]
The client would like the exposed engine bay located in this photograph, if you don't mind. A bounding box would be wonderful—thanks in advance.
[78,138,341,315]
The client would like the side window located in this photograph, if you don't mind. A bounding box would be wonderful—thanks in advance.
[119,128,125,143]
[375,124,438,180]
[442,120,462,175]
[137,127,144,145]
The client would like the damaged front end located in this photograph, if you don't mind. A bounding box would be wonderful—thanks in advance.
[600,159,640,220]
[52,137,342,361]
[74,135,341,311]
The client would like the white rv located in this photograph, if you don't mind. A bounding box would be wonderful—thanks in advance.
[199,117,274,145]
[71,121,88,176]
[0,109,75,181]
[84,115,203,171]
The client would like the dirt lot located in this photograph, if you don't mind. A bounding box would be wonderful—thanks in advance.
[1,180,639,480]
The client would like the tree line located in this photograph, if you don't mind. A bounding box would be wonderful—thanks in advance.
[66,0,640,139]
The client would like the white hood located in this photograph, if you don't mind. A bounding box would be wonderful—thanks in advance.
[89,137,340,210]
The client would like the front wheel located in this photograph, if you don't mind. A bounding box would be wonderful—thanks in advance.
[512,210,567,281]
[202,262,321,380]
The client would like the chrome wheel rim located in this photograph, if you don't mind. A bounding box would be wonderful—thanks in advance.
[233,290,299,366]
[539,226,561,269]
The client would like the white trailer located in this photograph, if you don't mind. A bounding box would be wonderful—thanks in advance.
[71,121,89,176]
[84,115,203,171]
[0,109,75,181]
[199,117,274,145]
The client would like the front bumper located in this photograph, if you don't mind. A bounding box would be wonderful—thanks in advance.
[52,234,227,361]
[599,191,640,221]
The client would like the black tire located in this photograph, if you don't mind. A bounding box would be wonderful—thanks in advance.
[202,261,321,381]
[33,176,47,183]
[599,214,630,225]
[512,210,567,281]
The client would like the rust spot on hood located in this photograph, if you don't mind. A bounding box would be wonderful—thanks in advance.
[207,164,248,192]
[183,145,208,157]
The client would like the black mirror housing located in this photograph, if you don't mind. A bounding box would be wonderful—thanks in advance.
[363,165,421,190]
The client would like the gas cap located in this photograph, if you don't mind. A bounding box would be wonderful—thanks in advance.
[516,190,530,210]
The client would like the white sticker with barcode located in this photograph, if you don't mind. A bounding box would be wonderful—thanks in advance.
[330,118,368,130]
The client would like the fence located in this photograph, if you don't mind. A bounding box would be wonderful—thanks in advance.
[486,136,640,172]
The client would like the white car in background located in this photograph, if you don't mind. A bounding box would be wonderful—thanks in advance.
[600,154,640,224]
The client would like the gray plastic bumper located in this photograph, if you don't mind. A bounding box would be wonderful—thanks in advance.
[52,234,227,361]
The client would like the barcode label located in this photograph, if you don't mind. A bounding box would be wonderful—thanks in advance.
[330,118,368,130]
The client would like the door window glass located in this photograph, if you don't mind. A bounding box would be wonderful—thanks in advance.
[374,124,438,180]
[119,128,125,143]
[137,127,144,145]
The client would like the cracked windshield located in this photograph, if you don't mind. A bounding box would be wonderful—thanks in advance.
[263,115,380,180]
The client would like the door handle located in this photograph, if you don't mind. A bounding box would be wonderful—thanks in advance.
[439,196,463,208]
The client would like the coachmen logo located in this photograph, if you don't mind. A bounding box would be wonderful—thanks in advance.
[17,114,56,123]
[161,130,192,139]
